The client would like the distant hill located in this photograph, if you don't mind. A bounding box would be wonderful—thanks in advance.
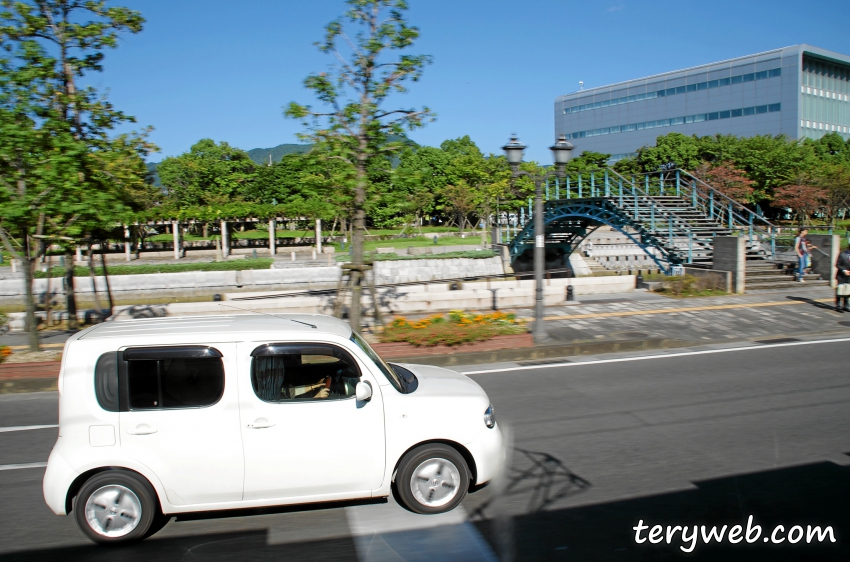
[146,136,419,184]
[247,143,312,165]
[145,162,161,187]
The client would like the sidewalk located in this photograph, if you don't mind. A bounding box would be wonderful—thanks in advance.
[387,286,848,366]
[2,285,847,392]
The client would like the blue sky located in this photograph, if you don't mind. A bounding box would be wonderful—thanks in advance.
[88,0,850,164]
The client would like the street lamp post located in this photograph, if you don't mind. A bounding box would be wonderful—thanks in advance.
[502,134,574,344]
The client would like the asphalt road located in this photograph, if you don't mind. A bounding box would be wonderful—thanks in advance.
[1,338,849,561]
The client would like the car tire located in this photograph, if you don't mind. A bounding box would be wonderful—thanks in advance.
[73,470,158,544]
[395,444,470,514]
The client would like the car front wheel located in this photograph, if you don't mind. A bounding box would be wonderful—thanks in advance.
[395,444,470,514]
[73,470,158,544]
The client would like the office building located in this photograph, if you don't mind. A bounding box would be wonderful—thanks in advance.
[554,44,850,161]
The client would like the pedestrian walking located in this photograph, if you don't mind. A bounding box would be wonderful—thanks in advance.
[835,246,850,312]
[794,228,811,282]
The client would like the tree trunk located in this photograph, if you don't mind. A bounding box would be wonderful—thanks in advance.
[22,236,39,352]
[45,254,53,327]
[87,246,105,321]
[64,248,78,330]
[100,249,114,317]
[350,155,367,334]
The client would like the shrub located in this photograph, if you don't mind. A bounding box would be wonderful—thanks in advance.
[655,274,723,297]
[0,346,11,363]
[381,311,527,347]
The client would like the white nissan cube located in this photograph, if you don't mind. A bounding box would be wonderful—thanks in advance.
[43,314,503,544]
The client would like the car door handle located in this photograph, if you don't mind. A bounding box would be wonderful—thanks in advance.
[127,424,157,435]
[246,418,275,429]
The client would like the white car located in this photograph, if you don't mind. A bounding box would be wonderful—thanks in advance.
[42,314,503,544]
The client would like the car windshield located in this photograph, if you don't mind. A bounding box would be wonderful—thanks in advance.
[350,332,404,392]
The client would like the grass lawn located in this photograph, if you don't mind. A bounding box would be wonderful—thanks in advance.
[331,235,488,252]
[341,250,496,262]
[32,258,274,278]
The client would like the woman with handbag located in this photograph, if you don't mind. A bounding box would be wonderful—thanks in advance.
[834,247,850,312]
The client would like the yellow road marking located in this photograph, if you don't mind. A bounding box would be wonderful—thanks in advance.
[545,298,833,321]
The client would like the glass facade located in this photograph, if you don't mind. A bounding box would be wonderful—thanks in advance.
[564,68,781,115]
[800,55,850,140]
[569,103,781,139]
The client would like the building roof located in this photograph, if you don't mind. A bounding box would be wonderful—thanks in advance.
[555,44,850,103]
[76,314,352,341]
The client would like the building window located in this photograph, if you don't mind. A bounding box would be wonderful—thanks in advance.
[562,66,782,115]
[566,103,781,139]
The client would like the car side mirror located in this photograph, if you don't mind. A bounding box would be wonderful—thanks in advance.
[355,381,372,402]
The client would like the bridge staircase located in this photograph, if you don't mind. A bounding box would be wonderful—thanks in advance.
[503,168,778,274]
[744,261,829,290]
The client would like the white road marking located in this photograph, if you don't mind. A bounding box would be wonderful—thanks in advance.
[345,497,497,562]
[0,462,47,471]
[0,424,58,433]
[464,337,850,375]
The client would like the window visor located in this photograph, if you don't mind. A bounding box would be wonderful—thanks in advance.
[123,346,222,361]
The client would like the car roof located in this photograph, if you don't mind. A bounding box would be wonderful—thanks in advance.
[76,314,352,341]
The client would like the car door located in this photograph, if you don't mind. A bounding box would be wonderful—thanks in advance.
[119,343,244,506]
[237,341,386,502]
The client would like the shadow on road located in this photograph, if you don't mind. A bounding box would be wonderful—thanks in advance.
[472,461,849,561]
[3,462,847,561]
[468,448,591,520]
[785,296,838,312]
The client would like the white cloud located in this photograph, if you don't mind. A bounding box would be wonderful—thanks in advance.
[607,4,625,12]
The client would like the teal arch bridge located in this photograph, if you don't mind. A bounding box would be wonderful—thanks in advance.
[503,168,777,275]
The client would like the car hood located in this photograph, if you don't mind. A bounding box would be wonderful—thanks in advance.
[396,363,489,402]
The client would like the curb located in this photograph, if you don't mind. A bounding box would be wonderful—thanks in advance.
[0,378,57,394]
[389,337,694,367]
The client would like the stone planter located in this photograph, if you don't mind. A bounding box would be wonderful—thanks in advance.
[373,333,533,359]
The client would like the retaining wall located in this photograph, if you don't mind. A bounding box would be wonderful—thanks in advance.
[109,276,636,321]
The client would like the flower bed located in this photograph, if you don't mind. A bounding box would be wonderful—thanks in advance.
[380,311,528,347]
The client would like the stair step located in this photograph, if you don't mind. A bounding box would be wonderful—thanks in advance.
[746,280,830,290]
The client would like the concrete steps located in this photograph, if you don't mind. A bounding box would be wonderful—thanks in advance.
[744,260,830,290]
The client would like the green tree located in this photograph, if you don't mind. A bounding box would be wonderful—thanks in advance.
[394,145,448,233]
[285,0,434,333]
[565,150,611,173]
[634,132,702,172]
[158,139,256,209]
[0,39,83,350]
[1,0,152,334]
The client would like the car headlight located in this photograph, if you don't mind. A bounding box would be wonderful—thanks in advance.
[484,404,496,428]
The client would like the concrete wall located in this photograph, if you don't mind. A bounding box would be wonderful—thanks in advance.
[808,234,839,288]
[372,256,503,284]
[712,236,746,294]
[0,257,506,306]
[0,267,342,306]
[109,275,637,322]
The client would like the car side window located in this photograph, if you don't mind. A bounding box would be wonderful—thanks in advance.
[123,346,224,410]
[250,343,361,403]
[94,352,119,412]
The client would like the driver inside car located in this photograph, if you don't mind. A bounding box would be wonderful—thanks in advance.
[285,355,360,400]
